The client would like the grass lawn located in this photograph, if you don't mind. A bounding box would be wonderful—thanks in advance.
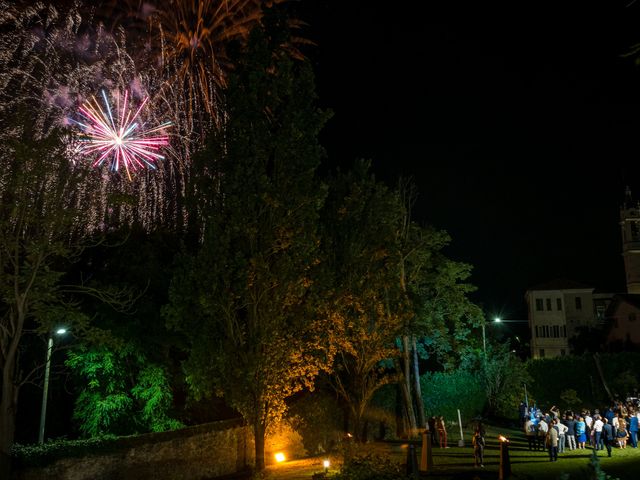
[266,423,640,479]
[417,424,640,479]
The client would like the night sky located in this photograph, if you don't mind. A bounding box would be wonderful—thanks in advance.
[296,0,640,318]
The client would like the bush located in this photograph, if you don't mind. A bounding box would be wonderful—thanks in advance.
[421,368,485,424]
[10,436,118,468]
[332,453,409,480]
[287,391,343,455]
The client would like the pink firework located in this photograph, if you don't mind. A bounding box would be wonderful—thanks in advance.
[71,90,171,179]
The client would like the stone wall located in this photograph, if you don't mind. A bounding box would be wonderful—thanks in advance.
[14,419,305,480]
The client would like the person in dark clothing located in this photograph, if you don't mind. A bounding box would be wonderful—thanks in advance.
[564,415,577,451]
[602,418,616,457]
[519,402,528,427]
[428,416,437,446]
[472,424,486,468]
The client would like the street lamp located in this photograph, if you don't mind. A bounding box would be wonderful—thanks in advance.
[481,323,486,356]
[38,328,67,444]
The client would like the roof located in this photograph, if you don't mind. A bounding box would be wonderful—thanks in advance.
[526,278,593,292]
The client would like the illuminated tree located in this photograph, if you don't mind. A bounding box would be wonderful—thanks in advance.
[165,20,334,471]
[320,162,410,440]
[321,167,483,438]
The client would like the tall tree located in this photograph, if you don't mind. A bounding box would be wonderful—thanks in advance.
[165,16,335,471]
[0,117,90,467]
[320,162,409,440]
[322,168,483,437]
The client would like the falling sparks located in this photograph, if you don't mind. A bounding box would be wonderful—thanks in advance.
[71,90,171,180]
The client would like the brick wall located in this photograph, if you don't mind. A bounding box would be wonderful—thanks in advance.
[14,419,304,480]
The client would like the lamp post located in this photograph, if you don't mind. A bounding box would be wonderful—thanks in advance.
[38,328,67,444]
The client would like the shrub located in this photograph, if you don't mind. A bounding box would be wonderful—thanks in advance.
[287,391,343,455]
[421,368,485,424]
[10,436,118,468]
[332,453,409,480]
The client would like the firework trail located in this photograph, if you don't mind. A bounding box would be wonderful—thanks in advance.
[0,1,188,231]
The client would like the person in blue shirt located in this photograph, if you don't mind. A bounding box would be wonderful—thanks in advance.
[629,412,638,448]
[576,417,587,449]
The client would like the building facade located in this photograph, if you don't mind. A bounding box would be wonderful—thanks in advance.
[525,279,611,359]
[620,187,640,294]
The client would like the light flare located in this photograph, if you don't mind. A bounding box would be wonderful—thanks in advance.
[70,89,171,180]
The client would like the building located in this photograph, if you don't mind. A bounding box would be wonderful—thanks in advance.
[603,294,640,350]
[525,188,640,359]
[620,187,640,294]
[525,279,612,359]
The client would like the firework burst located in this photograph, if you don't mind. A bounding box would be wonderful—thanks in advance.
[71,90,171,180]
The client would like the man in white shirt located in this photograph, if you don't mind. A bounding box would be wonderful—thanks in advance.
[556,420,569,454]
[593,417,604,450]
[537,418,549,451]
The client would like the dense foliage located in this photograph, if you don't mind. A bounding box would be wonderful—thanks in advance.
[66,345,182,437]
[332,453,410,480]
[526,353,640,409]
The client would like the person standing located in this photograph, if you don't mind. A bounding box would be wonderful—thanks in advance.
[556,419,568,454]
[593,416,604,450]
[472,424,486,468]
[547,420,559,462]
[565,415,577,451]
[617,416,629,449]
[428,416,437,446]
[629,410,638,448]
[602,418,616,457]
[576,417,587,449]
[537,417,549,451]
[524,416,536,450]
[437,416,448,448]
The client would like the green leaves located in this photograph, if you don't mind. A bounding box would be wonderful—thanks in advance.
[66,346,182,437]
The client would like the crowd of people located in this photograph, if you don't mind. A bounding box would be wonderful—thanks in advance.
[521,398,640,461]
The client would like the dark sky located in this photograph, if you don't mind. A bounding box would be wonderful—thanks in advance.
[296,0,640,318]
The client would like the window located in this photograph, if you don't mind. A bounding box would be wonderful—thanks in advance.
[544,325,550,338]
[630,313,637,323]
[557,298,562,310]
[536,299,543,311]
[561,349,566,356]
[546,298,552,311]
[540,349,545,358]
[553,325,560,338]
[562,326,567,337]
[575,297,582,310]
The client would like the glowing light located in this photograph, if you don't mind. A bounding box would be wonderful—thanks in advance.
[55,329,67,335]
[498,435,509,443]
[71,90,171,180]
[323,459,330,469]
[275,452,286,463]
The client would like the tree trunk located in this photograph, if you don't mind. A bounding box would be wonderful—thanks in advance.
[0,357,17,478]
[253,421,266,471]
[411,336,426,428]
[396,352,417,437]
